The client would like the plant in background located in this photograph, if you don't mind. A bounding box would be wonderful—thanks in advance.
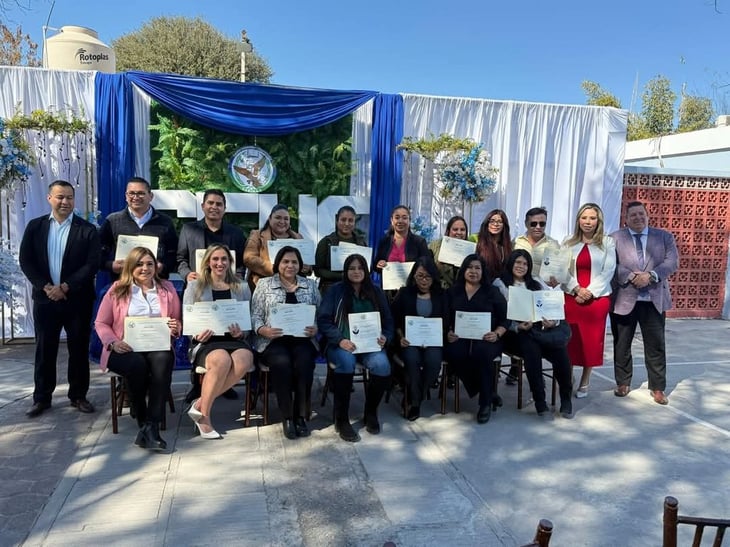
[0,117,33,193]
[410,215,437,243]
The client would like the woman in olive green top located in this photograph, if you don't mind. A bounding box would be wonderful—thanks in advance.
[429,215,469,289]
[314,205,367,295]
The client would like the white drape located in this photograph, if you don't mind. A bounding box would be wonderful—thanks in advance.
[0,66,97,336]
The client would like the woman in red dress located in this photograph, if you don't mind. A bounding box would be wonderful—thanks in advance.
[562,203,616,398]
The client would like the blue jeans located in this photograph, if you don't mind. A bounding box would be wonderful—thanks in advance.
[327,346,391,377]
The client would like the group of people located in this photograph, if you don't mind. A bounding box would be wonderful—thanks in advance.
[19,176,678,451]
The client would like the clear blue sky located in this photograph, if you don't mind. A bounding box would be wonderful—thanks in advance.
[4,0,729,113]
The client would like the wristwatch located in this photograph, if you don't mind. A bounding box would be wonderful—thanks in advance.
[650,271,659,284]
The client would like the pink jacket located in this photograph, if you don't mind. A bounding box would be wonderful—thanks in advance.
[94,280,182,371]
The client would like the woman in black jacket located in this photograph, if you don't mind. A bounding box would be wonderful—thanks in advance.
[445,254,509,424]
[391,256,447,421]
[374,205,430,272]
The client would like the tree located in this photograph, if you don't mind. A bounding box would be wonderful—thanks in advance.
[641,75,676,137]
[677,94,714,133]
[0,23,41,66]
[113,16,273,83]
[581,81,622,108]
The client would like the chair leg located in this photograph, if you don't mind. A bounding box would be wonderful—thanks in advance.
[321,366,332,407]
[168,389,176,413]
[262,370,270,426]
[454,374,461,413]
[110,377,119,434]
[439,362,447,415]
[514,357,524,410]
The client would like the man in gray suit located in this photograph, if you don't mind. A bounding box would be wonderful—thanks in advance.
[610,201,678,405]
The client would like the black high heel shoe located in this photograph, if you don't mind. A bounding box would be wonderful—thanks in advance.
[477,404,492,424]
[492,394,503,411]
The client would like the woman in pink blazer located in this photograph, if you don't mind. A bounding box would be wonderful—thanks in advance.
[95,247,182,451]
[561,204,616,398]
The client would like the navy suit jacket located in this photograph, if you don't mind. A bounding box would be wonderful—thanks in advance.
[611,226,678,315]
[19,214,101,302]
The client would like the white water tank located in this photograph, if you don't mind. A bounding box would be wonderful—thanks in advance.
[44,26,116,73]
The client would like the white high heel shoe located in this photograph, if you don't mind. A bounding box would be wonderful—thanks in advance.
[193,420,222,440]
[187,399,203,423]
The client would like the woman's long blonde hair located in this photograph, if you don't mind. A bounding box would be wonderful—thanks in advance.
[194,244,242,301]
[111,246,162,300]
[564,203,605,248]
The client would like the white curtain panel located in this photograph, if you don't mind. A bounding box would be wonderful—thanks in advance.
[0,66,97,336]
[399,94,628,241]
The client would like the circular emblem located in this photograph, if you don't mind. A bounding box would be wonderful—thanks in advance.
[229,146,276,193]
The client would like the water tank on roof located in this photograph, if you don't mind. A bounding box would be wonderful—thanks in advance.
[44,26,116,73]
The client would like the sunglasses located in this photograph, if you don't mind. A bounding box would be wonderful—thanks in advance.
[529,221,547,227]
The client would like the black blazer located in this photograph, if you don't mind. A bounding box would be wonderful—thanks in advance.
[19,214,101,302]
[374,232,430,272]
[391,284,449,342]
[446,283,510,333]
[176,219,246,280]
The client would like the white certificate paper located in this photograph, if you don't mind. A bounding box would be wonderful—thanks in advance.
[381,261,415,291]
[330,243,373,271]
[183,300,252,335]
[269,303,316,337]
[195,249,236,273]
[437,236,476,267]
[115,235,159,261]
[507,286,565,321]
[405,316,443,347]
[124,316,170,352]
[454,311,491,340]
[267,239,315,264]
[348,311,382,354]
[540,247,570,283]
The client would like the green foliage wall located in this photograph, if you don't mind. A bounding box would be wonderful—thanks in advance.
[149,103,353,231]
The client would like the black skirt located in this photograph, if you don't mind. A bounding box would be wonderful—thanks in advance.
[191,339,252,368]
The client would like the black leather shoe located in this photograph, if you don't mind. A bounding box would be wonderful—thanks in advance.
[145,423,167,450]
[477,404,492,424]
[70,399,95,413]
[26,401,51,418]
[134,428,147,448]
[282,419,297,440]
[221,387,238,400]
[335,419,360,442]
[364,412,381,434]
[294,417,310,437]
[560,398,574,419]
[407,406,420,421]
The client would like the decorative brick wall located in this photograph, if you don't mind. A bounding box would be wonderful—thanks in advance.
[622,173,730,318]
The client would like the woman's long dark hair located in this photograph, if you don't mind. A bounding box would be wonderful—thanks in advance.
[405,255,442,294]
[385,204,410,236]
[273,245,304,276]
[342,253,380,316]
[476,209,512,280]
[500,249,542,291]
[445,215,468,237]
[454,253,491,287]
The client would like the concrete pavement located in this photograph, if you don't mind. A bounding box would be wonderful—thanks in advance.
[1,318,729,546]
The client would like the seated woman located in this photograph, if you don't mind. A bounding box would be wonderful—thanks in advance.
[244,204,310,292]
[317,254,393,442]
[493,250,573,419]
[251,246,320,440]
[183,244,255,439]
[445,254,509,424]
[95,246,181,450]
[391,256,447,421]
[429,215,469,290]
[314,205,368,296]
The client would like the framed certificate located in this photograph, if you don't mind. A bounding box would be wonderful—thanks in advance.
[330,243,373,271]
[348,311,382,354]
[124,316,170,352]
[454,311,491,340]
[381,261,415,291]
[437,236,476,267]
[267,239,315,264]
[404,316,443,347]
[269,303,316,337]
[183,300,252,335]
[115,235,159,261]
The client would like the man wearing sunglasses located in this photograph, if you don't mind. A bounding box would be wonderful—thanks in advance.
[513,206,560,282]
[99,177,178,281]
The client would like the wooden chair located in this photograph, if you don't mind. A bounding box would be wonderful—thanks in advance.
[320,361,369,410]
[195,363,267,427]
[109,372,175,434]
[440,358,501,414]
[520,519,553,547]
[390,353,440,416]
[498,352,557,410]
[663,495,730,547]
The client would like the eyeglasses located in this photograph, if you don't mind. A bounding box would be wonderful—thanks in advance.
[414,274,432,280]
[126,191,148,198]
[488,219,504,225]
[529,221,547,227]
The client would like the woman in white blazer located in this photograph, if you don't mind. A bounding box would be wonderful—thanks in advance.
[561,203,616,398]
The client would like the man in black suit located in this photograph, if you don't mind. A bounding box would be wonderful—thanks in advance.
[19,180,101,417]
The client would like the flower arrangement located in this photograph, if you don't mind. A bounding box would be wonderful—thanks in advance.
[435,143,499,203]
[0,239,23,306]
[410,215,437,243]
[0,118,33,193]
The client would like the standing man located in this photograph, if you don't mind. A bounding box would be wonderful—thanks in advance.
[513,206,560,280]
[177,189,246,282]
[19,180,100,417]
[177,189,246,402]
[611,201,678,405]
[99,177,178,280]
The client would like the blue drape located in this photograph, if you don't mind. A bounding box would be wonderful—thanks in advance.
[369,93,404,249]
[94,71,382,217]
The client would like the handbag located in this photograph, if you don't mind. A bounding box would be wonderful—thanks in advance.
[527,320,572,348]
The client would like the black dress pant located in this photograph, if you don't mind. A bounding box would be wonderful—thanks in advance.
[262,337,316,420]
[445,339,502,406]
[32,297,93,404]
[611,302,667,391]
[107,350,173,426]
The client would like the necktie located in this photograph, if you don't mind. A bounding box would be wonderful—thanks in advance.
[633,233,645,270]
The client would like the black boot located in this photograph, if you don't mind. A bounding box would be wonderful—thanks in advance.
[333,374,359,442]
[559,387,573,419]
[364,375,390,435]
[140,422,167,450]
